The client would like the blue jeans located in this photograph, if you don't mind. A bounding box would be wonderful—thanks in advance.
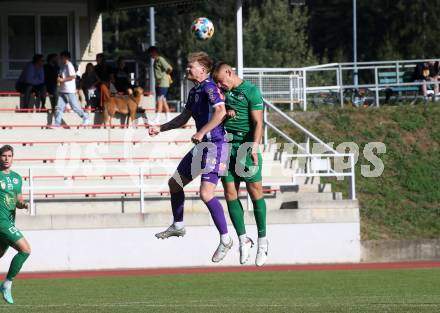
[55,93,87,126]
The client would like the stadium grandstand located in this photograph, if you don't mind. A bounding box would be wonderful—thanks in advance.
[0,1,438,312]
[0,0,361,273]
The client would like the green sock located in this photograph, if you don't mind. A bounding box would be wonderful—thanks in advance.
[227,199,246,236]
[252,198,267,238]
[6,252,30,281]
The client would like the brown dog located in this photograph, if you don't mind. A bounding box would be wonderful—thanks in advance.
[101,84,146,127]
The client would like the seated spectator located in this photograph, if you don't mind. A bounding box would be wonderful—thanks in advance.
[44,53,59,110]
[413,61,440,100]
[111,56,132,93]
[80,63,100,109]
[428,61,440,99]
[16,54,46,109]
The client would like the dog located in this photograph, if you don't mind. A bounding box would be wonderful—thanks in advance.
[101,84,146,128]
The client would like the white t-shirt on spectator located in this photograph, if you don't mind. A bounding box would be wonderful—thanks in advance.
[59,61,77,94]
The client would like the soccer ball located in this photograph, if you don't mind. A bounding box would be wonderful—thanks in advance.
[191,17,214,41]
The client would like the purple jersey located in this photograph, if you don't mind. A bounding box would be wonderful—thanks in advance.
[185,78,225,142]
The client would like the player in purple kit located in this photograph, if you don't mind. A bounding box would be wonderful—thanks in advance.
[149,52,233,262]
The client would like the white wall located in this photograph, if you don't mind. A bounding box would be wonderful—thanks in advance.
[0,223,360,272]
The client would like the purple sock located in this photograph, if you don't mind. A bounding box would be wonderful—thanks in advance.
[205,197,228,235]
[171,191,185,222]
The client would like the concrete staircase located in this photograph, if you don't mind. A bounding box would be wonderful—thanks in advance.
[0,108,362,268]
[0,110,359,219]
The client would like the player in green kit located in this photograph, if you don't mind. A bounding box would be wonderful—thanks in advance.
[212,63,268,266]
[0,145,31,304]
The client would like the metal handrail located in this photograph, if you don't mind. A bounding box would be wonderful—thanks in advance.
[23,162,304,215]
[263,98,338,154]
[239,58,440,110]
[262,98,356,199]
[338,58,439,66]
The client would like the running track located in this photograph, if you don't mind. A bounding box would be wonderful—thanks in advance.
[16,262,440,280]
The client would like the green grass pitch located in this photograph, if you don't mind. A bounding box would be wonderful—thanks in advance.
[1,268,440,312]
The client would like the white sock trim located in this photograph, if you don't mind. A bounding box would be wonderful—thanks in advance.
[220,234,231,244]
[258,237,267,246]
[239,234,248,244]
[173,221,184,230]
[2,279,12,289]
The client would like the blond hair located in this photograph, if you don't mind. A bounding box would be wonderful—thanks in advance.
[187,52,213,72]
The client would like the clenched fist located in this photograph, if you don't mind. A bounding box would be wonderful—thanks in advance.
[149,125,160,137]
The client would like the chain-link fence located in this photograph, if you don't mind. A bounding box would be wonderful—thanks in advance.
[180,70,305,111]
[244,73,303,109]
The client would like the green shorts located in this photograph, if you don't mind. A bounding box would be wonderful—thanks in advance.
[0,219,24,249]
[222,135,263,184]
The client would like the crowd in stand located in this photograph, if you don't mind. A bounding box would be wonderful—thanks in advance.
[15,52,134,112]
[15,48,176,124]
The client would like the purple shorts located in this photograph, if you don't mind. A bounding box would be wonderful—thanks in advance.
[176,140,228,185]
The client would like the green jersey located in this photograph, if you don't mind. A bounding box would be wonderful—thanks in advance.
[224,80,264,136]
[0,171,22,222]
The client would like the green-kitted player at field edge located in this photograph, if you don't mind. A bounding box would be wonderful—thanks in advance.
[212,63,268,266]
[0,145,31,304]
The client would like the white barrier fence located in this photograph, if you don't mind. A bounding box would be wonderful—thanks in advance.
[18,152,356,216]
[16,159,290,216]
[179,59,440,111]
[285,153,356,200]
[262,98,356,198]
[2,222,360,272]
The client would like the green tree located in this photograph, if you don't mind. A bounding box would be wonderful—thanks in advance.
[308,0,440,62]
[244,0,316,67]
[102,0,317,96]
[154,0,237,81]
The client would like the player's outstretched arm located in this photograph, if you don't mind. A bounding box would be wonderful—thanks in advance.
[160,109,192,132]
[191,104,226,144]
[149,109,192,137]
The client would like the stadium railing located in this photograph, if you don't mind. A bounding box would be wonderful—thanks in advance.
[0,123,194,129]
[5,58,146,88]
[2,139,189,146]
[13,156,182,163]
[9,58,435,111]
[262,98,356,200]
[19,165,282,216]
[181,66,311,110]
[179,59,440,111]
[301,59,440,109]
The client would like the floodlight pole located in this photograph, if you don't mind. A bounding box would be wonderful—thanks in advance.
[353,0,358,88]
[236,0,244,78]
[149,7,156,95]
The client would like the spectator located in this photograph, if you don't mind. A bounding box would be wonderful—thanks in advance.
[44,53,59,110]
[147,46,173,122]
[428,61,440,99]
[16,54,46,109]
[94,53,111,84]
[413,61,440,100]
[80,63,100,109]
[51,51,90,128]
[94,53,112,108]
[112,56,132,93]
